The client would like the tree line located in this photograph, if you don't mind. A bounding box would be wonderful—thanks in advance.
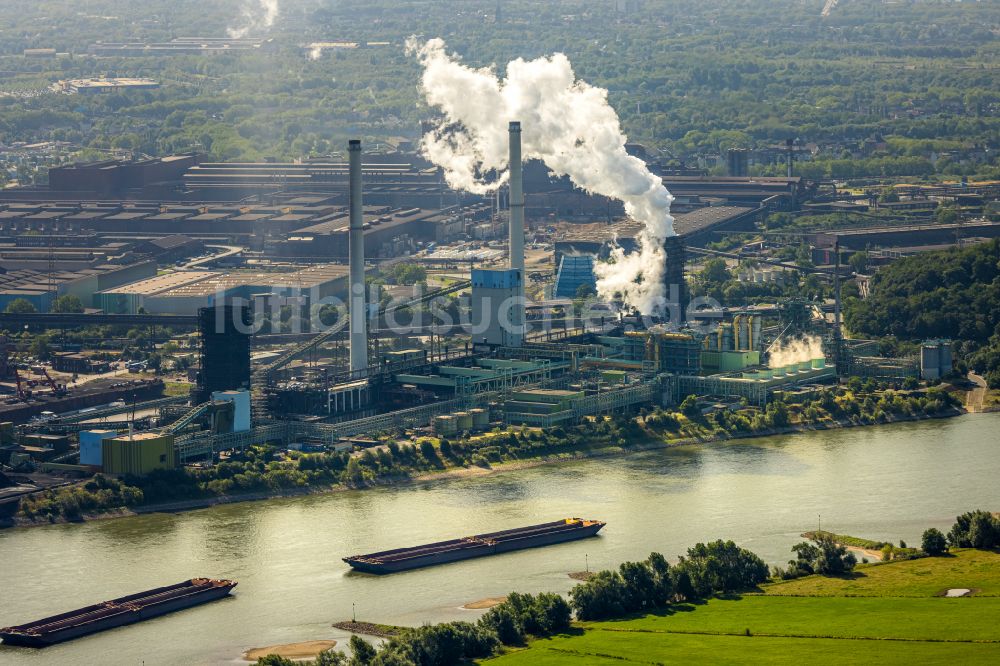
[257,507,1000,666]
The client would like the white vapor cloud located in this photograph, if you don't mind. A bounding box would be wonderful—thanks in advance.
[228,0,280,39]
[769,335,824,369]
[407,37,676,315]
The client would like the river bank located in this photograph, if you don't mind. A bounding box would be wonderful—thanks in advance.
[3,412,998,666]
[4,405,964,530]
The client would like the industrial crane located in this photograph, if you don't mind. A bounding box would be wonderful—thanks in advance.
[39,367,68,396]
[13,367,30,401]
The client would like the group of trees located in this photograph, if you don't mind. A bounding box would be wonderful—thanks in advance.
[915,510,999,556]
[774,535,858,580]
[570,541,769,620]
[653,385,959,441]
[18,474,144,521]
[51,295,84,313]
[845,239,1000,387]
[259,592,570,666]
[946,510,1000,550]
[257,540,775,665]
[691,254,832,306]
[385,263,428,286]
[845,239,1000,343]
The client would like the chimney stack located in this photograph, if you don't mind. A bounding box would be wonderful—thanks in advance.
[348,140,368,374]
[508,121,524,276]
[786,138,794,178]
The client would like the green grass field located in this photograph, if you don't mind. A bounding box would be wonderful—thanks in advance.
[486,549,1000,665]
[761,548,1000,597]
[588,596,1000,642]
[495,632,1000,665]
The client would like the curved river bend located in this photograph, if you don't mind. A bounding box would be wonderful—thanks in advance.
[2,413,998,665]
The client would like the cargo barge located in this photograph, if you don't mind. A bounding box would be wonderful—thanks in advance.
[0,578,236,647]
[344,518,605,574]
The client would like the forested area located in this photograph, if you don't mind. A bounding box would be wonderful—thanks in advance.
[844,239,1000,386]
[0,0,997,179]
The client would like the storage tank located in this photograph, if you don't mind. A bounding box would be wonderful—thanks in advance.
[920,343,941,380]
[938,341,953,375]
[736,316,749,351]
[812,358,826,369]
[721,325,734,351]
[433,415,458,436]
[470,408,490,429]
[454,411,474,432]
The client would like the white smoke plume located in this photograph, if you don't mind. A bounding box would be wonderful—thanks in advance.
[228,0,280,39]
[768,335,824,369]
[407,37,676,314]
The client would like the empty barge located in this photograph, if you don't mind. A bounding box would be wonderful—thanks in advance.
[0,578,237,647]
[344,518,605,574]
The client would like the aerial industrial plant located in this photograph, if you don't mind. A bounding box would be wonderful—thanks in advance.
[1,121,902,470]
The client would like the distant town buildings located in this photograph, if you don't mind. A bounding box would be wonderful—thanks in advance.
[51,78,160,95]
[88,37,267,56]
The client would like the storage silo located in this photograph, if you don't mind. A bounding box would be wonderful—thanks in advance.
[470,408,490,430]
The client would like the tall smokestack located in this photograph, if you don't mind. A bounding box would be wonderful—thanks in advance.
[786,138,794,178]
[348,139,368,374]
[663,236,688,326]
[508,121,524,275]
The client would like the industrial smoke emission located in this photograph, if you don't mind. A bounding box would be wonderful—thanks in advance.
[407,38,677,315]
[228,0,280,38]
[768,335,825,368]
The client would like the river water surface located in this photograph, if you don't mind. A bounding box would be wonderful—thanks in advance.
[2,413,999,665]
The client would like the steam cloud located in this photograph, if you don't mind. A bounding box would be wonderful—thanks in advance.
[768,335,824,368]
[228,0,280,39]
[407,38,676,314]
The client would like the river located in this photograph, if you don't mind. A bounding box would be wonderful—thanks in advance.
[1,413,998,665]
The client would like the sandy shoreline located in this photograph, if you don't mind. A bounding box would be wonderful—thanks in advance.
[462,596,507,609]
[5,409,963,530]
[242,640,337,661]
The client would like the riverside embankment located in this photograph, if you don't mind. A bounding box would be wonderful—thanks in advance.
[1,412,998,665]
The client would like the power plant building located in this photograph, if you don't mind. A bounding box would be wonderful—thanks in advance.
[101,432,176,476]
[470,269,524,348]
[79,429,119,467]
[0,261,156,313]
[197,305,252,403]
[95,265,350,315]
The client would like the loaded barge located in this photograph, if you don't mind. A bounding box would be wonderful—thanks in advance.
[344,518,605,574]
[0,578,236,647]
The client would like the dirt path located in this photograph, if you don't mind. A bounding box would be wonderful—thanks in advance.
[966,373,987,413]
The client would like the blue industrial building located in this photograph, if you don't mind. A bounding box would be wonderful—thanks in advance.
[554,254,597,298]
